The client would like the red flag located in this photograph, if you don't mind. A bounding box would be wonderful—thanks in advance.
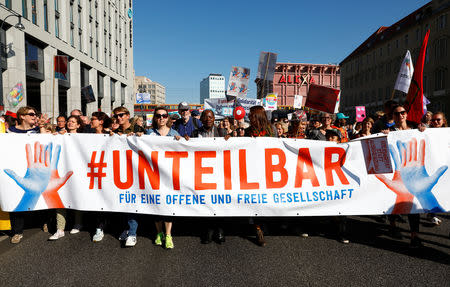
[54,55,68,81]
[305,84,340,113]
[405,30,429,124]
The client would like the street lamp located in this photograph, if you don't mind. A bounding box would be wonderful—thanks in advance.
[0,14,25,109]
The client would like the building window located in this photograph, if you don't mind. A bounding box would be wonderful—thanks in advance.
[435,38,447,60]
[54,0,60,38]
[70,3,74,23]
[404,34,408,46]
[22,0,28,19]
[435,69,446,90]
[79,31,83,52]
[416,29,420,40]
[379,47,382,56]
[31,0,37,24]
[396,39,399,49]
[437,14,447,30]
[44,0,49,31]
[5,0,11,9]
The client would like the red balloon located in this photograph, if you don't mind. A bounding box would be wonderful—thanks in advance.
[233,106,245,120]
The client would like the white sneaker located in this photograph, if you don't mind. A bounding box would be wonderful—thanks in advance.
[70,228,80,234]
[431,217,442,226]
[49,230,65,240]
[125,235,137,247]
[93,229,104,242]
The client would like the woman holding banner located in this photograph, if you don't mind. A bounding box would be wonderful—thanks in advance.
[147,106,181,249]
[49,115,84,240]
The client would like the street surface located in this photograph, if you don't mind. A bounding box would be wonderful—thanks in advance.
[0,214,449,286]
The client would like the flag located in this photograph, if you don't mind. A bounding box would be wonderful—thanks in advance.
[394,50,414,94]
[405,30,429,124]
[305,84,340,113]
[54,55,69,80]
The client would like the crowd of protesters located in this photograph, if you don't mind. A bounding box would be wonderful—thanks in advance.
[0,99,448,249]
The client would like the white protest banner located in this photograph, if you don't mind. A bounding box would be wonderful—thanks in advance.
[0,129,449,216]
[394,50,414,94]
[204,98,235,119]
[293,95,303,109]
[263,93,278,111]
[227,66,250,97]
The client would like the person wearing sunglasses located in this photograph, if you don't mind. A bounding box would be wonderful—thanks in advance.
[6,106,48,244]
[308,112,340,141]
[112,107,132,135]
[430,112,447,128]
[144,107,181,249]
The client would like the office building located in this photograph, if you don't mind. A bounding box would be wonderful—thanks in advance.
[200,73,225,104]
[0,0,134,117]
[134,75,165,105]
[340,0,449,117]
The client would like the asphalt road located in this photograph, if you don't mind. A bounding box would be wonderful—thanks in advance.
[0,214,449,286]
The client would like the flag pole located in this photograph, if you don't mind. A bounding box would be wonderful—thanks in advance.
[390,89,396,100]
[52,56,56,124]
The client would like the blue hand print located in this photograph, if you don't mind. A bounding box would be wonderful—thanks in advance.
[395,138,448,212]
[4,142,52,211]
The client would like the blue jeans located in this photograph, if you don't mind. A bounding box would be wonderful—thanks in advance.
[127,215,138,236]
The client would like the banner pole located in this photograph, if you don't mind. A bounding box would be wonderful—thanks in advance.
[52,56,56,123]
[390,89,396,100]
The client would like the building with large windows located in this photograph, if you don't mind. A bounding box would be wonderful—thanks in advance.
[0,0,134,117]
[340,0,449,117]
[134,75,165,105]
[200,73,225,104]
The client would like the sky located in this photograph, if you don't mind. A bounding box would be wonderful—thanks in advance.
[132,0,430,104]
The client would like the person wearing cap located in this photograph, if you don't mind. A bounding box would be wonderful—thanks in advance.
[333,113,349,143]
[174,102,202,137]
[191,110,200,120]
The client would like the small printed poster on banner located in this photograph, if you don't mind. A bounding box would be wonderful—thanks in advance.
[293,95,303,109]
[305,84,340,113]
[136,93,151,104]
[360,136,392,174]
[227,66,250,97]
[356,106,366,122]
[263,93,278,111]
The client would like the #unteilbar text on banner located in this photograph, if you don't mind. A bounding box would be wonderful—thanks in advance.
[0,129,449,216]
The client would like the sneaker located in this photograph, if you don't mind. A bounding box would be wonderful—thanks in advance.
[430,216,442,226]
[10,234,23,244]
[155,232,164,246]
[118,230,129,241]
[256,227,266,247]
[340,237,350,244]
[165,234,174,249]
[301,233,309,238]
[49,230,65,241]
[125,235,137,247]
[42,223,49,233]
[70,228,80,234]
[93,229,104,242]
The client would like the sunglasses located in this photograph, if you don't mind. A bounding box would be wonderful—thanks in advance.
[431,118,442,122]
[154,113,169,119]
[26,113,37,117]
[113,112,128,119]
[393,110,407,116]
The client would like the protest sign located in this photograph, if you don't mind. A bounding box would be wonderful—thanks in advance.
[227,66,250,97]
[256,52,277,80]
[204,98,235,119]
[146,114,153,126]
[0,129,449,216]
[263,93,278,111]
[293,95,303,109]
[235,97,261,120]
[305,84,340,113]
[54,55,69,81]
[136,93,151,104]
[355,106,366,122]
[81,85,95,103]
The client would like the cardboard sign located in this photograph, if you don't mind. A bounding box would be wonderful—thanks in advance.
[293,95,303,109]
[305,84,340,113]
[263,93,278,111]
[361,136,392,174]
[227,66,250,97]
